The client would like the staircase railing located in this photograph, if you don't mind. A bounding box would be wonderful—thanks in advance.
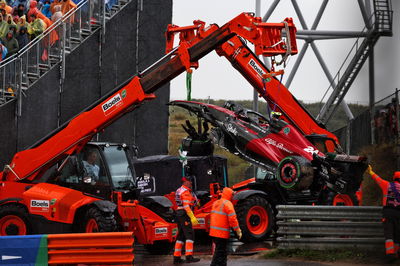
[317,0,393,124]
[0,0,131,110]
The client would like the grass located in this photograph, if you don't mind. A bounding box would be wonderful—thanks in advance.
[358,142,397,206]
[262,248,385,264]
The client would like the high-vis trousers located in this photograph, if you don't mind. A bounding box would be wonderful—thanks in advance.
[383,207,400,256]
[173,210,195,257]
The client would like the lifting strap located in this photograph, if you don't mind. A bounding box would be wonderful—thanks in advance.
[186,70,193,101]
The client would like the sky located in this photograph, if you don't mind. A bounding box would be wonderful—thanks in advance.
[170,0,400,106]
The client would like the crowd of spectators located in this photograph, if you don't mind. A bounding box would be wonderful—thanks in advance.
[0,0,77,61]
[374,98,399,144]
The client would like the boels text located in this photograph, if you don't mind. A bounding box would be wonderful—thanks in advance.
[102,94,122,112]
[249,59,266,77]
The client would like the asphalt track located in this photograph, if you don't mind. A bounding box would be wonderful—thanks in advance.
[134,239,330,266]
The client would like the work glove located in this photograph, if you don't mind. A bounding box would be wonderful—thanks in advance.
[366,165,375,176]
[235,228,242,240]
[187,210,199,226]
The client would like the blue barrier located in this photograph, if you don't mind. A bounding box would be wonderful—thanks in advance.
[0,235,48,266]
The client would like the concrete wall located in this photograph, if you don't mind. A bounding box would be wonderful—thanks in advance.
[0,0,172,168]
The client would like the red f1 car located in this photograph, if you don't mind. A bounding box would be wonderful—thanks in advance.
[170,100,368,242]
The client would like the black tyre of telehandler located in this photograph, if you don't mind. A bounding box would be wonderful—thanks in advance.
[0,204,31,235]
[235,195,274,243]
[324,191,359,206]
[82,206,118,233]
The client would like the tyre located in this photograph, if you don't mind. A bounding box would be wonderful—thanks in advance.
[276,156,314,191]
[82,207,118,233]
[0,204,30,236]
[235,196,274,243]
[144,240,174,255]
[324,191,359,206]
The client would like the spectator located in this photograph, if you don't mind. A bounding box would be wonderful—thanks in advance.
[0,0,12,14]
[49,0,60,14]
[12,0,29,14]
[16,25,27,48]
[5,14,15,29]
[0,14,8,38]
[17,14,27,28]
[61,0,76,16]
[2,30,19,56]
[28,13,46,39]
[8,23,16,34]
[40,0,51,19]
[0,42,7,61]
[27,0,38,21]
[14,3,24,17]
[51,4,61,22]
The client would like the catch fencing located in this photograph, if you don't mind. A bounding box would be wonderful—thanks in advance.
[334,89,399,154]
[276,205,384,250]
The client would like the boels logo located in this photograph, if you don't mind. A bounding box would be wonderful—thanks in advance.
[155,227,168,234]
[102,93,123,116]
[30,200,49,212]
[248,59,266,77]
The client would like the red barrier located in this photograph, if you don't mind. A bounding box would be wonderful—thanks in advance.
[47,232,134,265]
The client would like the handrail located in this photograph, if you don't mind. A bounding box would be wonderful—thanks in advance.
[0,0,90,67]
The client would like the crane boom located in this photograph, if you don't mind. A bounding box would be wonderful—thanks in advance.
[2,12,297,182]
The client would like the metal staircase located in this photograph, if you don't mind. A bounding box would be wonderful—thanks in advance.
[0,0,132,108]
[317,0,393,124]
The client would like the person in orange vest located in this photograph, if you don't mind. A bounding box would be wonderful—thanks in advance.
[367,165,400,263]
[173,176,201,264]
[209,187,242,266]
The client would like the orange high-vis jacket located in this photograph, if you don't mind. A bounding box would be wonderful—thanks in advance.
[209,187,240,239]
[371,173,400,207]
[175,185,198,214]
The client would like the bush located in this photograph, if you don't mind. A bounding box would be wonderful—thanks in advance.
[359,143,397,206]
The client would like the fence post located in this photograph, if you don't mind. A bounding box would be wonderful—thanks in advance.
[17,58,22,117]
[346,118,352,154]
[396,88,400,170]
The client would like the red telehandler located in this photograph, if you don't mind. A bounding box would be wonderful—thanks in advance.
[165,17,367,242]
[0,13,296,249]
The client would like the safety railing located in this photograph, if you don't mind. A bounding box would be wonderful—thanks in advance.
[0,0,131,109]
[276,205,384,250]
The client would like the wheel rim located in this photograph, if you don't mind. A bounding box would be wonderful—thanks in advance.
[279,162,298,187]
[0,215,27,235]
[333,194,354,206]
[246,206,268,235]
[86,218,99,232]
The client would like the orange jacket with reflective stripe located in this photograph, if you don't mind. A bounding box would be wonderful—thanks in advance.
[175,185,197,214]
[209,188,239,239]
[371,173,400,207]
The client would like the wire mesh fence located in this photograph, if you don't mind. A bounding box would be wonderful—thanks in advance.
[334,89,399,154]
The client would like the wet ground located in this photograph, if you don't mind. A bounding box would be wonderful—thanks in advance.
[134,238,331,266]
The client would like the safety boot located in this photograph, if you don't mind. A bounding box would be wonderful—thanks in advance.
[186,255,201,263]
[173,256,185,264]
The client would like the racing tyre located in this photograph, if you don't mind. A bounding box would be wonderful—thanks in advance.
[83,207,118,233]
[276,156,314,191]
[145,240,174,255]
[0,204,31,235]
[324,191,359,206]
[235,196,274,243]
